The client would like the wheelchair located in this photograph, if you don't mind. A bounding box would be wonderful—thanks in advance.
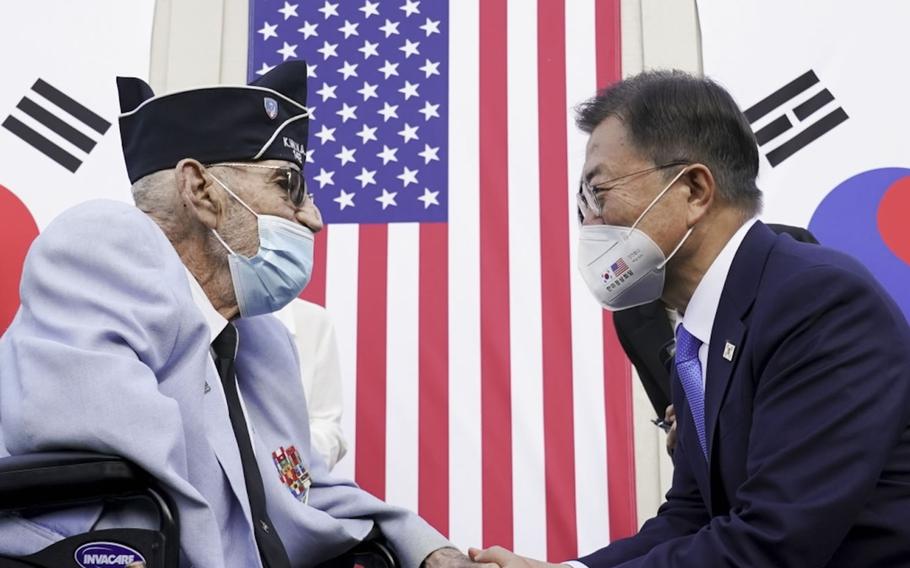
[0,452,178,567]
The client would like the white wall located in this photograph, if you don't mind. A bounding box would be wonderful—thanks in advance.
[149,0,249,92]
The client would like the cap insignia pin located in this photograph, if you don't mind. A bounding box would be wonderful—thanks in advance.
[264,97,279,120]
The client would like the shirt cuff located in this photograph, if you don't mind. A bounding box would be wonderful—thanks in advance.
[563,561,589,568]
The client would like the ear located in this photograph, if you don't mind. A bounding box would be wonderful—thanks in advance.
[174,159,225,230]
[680,163,715,227]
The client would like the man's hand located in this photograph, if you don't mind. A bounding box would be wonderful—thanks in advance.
[467,546,562,568]
[665,404,677,456]
[424,547,497,568]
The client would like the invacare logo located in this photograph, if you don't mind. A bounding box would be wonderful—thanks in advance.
[75,542,146,567]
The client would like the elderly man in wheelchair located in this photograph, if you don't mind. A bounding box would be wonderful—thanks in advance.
[0,61,475,568]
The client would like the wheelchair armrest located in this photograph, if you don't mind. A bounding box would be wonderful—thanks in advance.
[0,452,180,567]
[0,451,157,511]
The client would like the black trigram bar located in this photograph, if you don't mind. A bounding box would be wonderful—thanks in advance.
[17,97,96,152]
[745,69,848,167]
[793,89,835,121]
[32,79,111,135]
[754,114,792,146]
[765,107,849,167]
[1,115,82,172]
[744,70,819,123]
[1,79,112,173]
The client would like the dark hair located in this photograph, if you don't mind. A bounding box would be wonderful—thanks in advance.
[575,70,762,215]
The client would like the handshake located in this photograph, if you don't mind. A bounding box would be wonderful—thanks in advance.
[426,546,563,568]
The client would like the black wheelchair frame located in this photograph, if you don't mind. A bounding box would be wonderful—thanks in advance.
[0,452,179,567]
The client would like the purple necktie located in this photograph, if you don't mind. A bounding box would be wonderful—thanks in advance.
[676,324,707,460]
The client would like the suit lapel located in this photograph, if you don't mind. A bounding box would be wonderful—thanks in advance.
[703,222,777,471]
[704,319,746,463]
[203,358,255,527]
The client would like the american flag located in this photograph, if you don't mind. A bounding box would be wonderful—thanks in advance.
[610,258,629,277]
[250,0,634,561]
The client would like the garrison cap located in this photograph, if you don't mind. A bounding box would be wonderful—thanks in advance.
[117,60,310,183]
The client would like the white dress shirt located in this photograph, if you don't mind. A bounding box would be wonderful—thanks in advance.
[185,268,348,470]
[679,218,757,387]
[184,268,260,445]
[184,268,229,342]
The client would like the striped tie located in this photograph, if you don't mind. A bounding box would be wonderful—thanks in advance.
[676,324,707,460]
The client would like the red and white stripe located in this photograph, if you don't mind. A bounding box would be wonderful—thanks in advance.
[300,0,634,560]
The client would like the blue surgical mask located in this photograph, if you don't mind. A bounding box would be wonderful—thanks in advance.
[209,174,315,318]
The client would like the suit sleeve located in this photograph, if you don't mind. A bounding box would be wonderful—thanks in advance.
[0,204,222,562]
[576,425,710,567]
[598,265,910,567]
[306,470,452,568]
[612,307,673,418]
[249,314,452,568]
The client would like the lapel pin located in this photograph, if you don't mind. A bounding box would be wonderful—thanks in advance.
[723,341,736,361]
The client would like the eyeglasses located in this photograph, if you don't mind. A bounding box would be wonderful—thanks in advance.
[577,160,689,223]
[210,162,308,207]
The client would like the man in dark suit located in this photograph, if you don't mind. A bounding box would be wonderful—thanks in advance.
[616,225,819,454]
[471,70,910,566]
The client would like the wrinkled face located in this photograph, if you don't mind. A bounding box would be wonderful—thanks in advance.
[579,116,689,257]
[208,159,314,257]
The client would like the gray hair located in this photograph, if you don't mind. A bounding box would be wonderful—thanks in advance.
[575,70,763,216]
[131,170,177,213]
[130,169,195,244]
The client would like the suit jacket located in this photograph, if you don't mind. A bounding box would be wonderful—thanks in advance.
[581,222,910,567]
[614,224,819,419]
[613,302,675,418]
[276,299,348,470]
[0,200,449,568]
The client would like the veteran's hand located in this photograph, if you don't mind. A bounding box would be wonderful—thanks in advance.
[468,546,563,568]
[424,547,497,568]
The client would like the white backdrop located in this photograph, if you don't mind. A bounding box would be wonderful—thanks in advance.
[698,0,910,319]
[0,0,155,331]
[0,1,155,225]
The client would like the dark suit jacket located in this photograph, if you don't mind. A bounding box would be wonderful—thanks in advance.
[615,224,819,419]
[613,302,675,418]
[581,222,910,566]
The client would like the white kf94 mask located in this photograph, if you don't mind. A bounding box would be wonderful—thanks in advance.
[577,166,693,311]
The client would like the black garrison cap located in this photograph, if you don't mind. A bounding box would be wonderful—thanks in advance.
[117,60,310,183]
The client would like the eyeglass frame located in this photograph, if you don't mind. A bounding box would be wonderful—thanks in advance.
[577,159,690,223]
[208,162,308,208]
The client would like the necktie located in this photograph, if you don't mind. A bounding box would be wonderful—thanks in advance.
[675,324,707,460]
[211,323,291,568]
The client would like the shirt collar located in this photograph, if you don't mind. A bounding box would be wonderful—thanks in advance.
[680,218,757,346]
[184,267,229,342]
